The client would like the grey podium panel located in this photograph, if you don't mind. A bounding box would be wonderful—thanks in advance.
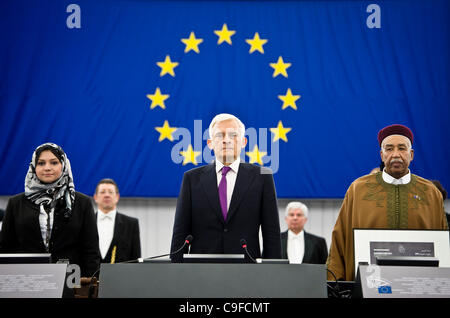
[99,263,327,298]
[0,264,67,298]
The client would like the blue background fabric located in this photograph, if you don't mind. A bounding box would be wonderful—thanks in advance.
[0,0,449,198]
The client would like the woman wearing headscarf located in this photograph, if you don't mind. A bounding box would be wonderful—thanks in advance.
[0,143,100,277]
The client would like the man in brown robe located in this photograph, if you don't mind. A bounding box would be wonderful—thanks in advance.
[327,124,448,281]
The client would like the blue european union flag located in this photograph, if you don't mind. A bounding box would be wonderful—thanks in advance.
[0,0,449,197]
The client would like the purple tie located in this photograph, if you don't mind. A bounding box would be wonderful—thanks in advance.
[219,166,231,220]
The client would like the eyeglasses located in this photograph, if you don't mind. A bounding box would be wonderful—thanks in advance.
[213,132,239,140]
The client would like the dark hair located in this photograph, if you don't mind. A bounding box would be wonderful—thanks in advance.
[95,178,119,194]
[35,144,64,166]
[431,180,447,200]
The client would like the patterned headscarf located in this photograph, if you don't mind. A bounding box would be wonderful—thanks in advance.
[24,143,75,218]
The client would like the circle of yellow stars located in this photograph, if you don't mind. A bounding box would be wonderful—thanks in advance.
[147,23,301,166]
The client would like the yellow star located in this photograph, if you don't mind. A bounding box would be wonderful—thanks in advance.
[180,144,201,165]
[246,145,267,165]
[214,23,236,45]
[245,32,268,54]
[156,55,179,77]
[155,120,177,142]
[146,87,169,109]
[278,88,300,110]
[270,121,292,142]
[181,32,203,53]
[269,56,291,78]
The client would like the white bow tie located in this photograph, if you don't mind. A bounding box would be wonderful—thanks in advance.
[290,233,302,240]
[99,214,113,221]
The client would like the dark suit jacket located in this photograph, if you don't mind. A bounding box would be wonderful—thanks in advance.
[0,192,100,276]
[97,211,141,263]
[281,230,328,264]
[170,162,281,262]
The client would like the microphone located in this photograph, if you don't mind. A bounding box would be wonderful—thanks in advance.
[115,234,194,263]
[240,238,256,263]
[87,235,194,296]
[143,234,194,261]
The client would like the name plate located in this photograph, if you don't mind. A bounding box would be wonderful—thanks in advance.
[370,242,435,264]
[0,264,67,298]
[355,264,450,298]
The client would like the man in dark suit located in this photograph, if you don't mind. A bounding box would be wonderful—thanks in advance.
[94,178,141,263]
[281,201,328,264]
[170,113,281,262]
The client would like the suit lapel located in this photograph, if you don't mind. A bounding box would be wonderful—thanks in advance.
[226,163,256,222]
[200,163,224,223]
[281,231,288,259]
[111,212,122,251]
[25,199,48,251]
[302,231,313,263]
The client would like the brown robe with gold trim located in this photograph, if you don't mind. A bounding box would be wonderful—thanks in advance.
[327,172,448,281]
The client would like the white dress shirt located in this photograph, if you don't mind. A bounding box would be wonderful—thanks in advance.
[287,230,305,264]
[97,209,116,259]
[215,158,240,212]
[382,169,411,185]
